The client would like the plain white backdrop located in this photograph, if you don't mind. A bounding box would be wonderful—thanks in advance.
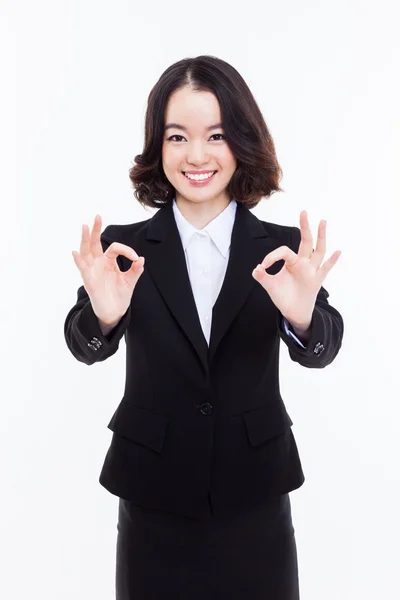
[3,0,399,597]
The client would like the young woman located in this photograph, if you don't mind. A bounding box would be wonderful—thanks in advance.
[64,55,343,600]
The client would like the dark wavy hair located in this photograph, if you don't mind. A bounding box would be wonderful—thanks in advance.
[129,55,284,210]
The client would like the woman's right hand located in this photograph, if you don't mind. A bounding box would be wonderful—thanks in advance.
[72,214,145,328]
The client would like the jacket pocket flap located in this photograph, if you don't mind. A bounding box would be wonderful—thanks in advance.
[243,403,293,447]
[107,401,169,453]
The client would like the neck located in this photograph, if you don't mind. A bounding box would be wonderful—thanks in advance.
[175,193,231,229]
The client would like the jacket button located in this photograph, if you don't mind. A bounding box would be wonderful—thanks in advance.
[313,342,325,356]
[199,402,213,416]
[87,336,102,351]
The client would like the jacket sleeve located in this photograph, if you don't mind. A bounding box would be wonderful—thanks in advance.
[282,316,306,348]
[63,225,132,365]
[277,225,344,369]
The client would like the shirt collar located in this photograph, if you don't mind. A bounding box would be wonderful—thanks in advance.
[172,196,237,258]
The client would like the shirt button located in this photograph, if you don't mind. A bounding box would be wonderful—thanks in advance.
[204,315,210,322]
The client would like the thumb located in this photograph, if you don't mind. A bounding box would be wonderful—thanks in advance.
[252,264,266,281]
[252,264,274,292]
[125,256,145,285]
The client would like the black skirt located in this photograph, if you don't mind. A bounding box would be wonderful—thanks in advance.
[115,493,300,600]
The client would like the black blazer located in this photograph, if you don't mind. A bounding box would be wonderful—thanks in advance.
[64,201,344,519]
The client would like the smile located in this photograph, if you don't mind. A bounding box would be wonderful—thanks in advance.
[182,171,217,185]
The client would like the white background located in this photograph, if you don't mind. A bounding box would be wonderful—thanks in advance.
[3,0,400,597]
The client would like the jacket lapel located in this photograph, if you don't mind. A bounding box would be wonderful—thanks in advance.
[143,201,278,372]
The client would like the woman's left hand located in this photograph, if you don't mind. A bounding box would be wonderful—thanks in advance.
[252,211,341,332]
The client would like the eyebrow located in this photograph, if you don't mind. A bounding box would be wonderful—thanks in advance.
[164,122,223,132]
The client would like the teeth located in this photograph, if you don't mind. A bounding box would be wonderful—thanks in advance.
[185,171,215,181]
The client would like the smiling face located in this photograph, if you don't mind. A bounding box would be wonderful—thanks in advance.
[161,86,237,210]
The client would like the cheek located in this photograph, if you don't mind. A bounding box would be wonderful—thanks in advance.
[220,147,236,166]
[221,156,237,174]
[162,156,173,173]
[162,148,180,171]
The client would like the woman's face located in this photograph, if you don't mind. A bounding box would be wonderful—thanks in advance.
[161,86,237,207]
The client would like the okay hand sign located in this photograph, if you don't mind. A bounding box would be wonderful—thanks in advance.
[252,211,341,330]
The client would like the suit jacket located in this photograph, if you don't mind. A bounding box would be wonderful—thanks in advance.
[64,201,344,519]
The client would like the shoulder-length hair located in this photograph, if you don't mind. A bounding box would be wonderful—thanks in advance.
[129,55,283,209]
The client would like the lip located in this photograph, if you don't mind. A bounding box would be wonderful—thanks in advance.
[182,171,217,186]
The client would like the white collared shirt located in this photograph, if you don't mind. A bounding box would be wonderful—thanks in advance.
[172,196,305,348]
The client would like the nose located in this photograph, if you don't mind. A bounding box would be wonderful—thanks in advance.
[186,141,210,165]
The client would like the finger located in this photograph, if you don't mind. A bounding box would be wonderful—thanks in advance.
[91,215,104,259]
[297,210,314,258]
[126,256,145,283]
[80,223,93,265]
[252,263,274,286]
[72,249,89,276]
[104,242,140,262]
[260,245,298,269]
[310,219,327,268]
[317,250,341,282]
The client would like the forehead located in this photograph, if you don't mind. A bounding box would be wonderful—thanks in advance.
[164,87,222,128]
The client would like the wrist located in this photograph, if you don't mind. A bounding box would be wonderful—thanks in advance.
[98,318,121,336]
[290,321,312,343]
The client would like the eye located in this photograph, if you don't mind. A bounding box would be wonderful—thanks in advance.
[166,134,226,142]
[167,135,185,142]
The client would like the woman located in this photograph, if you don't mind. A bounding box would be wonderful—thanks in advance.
[64,55,343,599]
